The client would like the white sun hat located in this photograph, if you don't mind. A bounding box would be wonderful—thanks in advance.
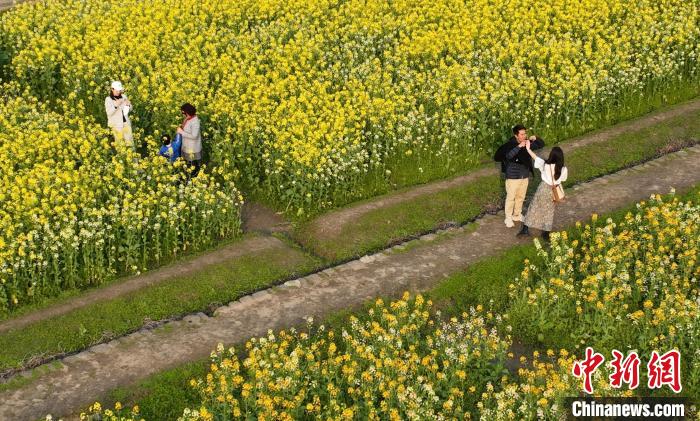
[111,81,125,92]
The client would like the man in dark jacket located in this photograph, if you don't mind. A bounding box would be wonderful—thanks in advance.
[494,124,545,228]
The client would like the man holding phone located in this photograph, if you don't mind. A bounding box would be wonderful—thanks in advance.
[494,124,545,228]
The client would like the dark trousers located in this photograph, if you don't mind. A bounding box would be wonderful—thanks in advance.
[186,159,201,179]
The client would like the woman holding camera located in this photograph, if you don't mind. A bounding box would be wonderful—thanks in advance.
[104,81,134,149]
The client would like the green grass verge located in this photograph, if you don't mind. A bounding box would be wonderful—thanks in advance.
[564,124,699,184]
[429,244,538,315]
[1,99,697,390]
[0,245,320,374]
[95,183,700,419]
[0,234,254,324]
[1,99,698,410]
[297,175,502,262]
[295,102,700,261]
[5,104,695,379]
[107,359,207,420]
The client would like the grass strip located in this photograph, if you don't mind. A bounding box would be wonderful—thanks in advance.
[107,360,206,420]
[0,246,320,374]
[295,104,700,261]
[100,183,700,419]
[1,104,697,381]
[0,234,251,324]
[4,103,697,374]
[297,176,503,262]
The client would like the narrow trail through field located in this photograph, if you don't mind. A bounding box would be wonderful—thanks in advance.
[2,145,699,420]
[0,236,288,335]
[2,98,698,338]
[306,99,700,239]
[0,0,23,12]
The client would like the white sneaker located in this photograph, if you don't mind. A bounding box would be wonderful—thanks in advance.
[505,219,515,228]
[512,215,523,222]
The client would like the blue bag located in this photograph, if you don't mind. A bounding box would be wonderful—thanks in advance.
[170,133,183,162]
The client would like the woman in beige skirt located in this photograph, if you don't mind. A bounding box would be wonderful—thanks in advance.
[516,144,567,241]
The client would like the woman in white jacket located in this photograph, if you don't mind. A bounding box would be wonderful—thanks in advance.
[176,103,202,177]
[517,143,568,241]
[104,81,134,149]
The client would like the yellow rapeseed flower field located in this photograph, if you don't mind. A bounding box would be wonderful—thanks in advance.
[478,351,630,420]
[1,0,698,213]
[0,90,243,311]
[77,194,699,418]
[181,293,511,419]
[510,192,700,397]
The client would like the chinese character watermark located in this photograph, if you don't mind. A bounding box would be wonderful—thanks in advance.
[572,348,682,394]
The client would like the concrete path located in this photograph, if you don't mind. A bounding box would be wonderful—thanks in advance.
[1,145,698,420]
[3,98,698,338]
[0,0,29,12]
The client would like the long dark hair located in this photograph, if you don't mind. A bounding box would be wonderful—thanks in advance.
[546,147,565,180]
